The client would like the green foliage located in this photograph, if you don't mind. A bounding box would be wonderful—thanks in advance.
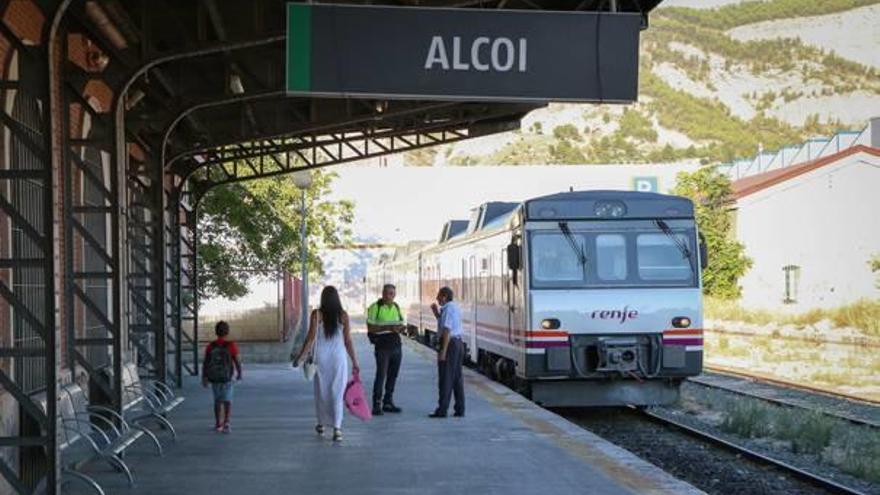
[648,12,879,94]
[484,135,554,165]
[197,169,354,300]
[447,0,878,166]
[776,411,834,454]
[529,121,543,135]
[617,109,657,143]
[659,0,880,31]
[673,167,751,298]
[553,124,582,141]
[641,70,804,162]
[720,400,772,438]
[549,140,586,164]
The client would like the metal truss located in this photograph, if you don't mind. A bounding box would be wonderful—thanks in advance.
[126,151,167,383]
[0,8,59,493]
[60,30,125,425]
[165,113,522,372]
[178,197,199,380]
[187,124,473,200]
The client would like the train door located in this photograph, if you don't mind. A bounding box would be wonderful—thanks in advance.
[508,236,526,371]
[468,255,479,362]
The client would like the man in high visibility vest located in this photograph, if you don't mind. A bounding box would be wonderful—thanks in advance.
[366,284,405,415]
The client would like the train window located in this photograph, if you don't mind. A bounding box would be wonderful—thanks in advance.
[636,234,693,281]
[531,233,585,283]
[596,235,627,281]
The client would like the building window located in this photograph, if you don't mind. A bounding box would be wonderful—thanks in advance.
[783,265,800,304]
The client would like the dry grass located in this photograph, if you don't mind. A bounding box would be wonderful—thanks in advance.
[705,296,880,337]
[828,299,880,336]
[838,430,880,482]
[200,305,281,342]
[691,387,876,482]
[720,400,772,438]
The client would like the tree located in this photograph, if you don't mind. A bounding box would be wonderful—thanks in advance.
[197,168,354,300]
[673,167,751,299]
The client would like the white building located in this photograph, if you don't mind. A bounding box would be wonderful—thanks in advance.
[731,144,880,310]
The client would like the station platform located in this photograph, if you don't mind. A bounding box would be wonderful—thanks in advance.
[79,334,702,495]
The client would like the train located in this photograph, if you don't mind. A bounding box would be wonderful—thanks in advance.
[366,190,706,406]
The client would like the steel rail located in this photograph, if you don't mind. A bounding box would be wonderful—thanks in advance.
[688,374,879,429]
[705,364,880,407]
[636,408,868,495]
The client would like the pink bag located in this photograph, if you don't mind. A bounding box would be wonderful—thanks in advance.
[344,370,372,421]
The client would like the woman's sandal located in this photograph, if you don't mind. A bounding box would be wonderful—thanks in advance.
[315,424,324,436]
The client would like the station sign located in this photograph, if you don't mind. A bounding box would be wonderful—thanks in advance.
[286,4,641,103]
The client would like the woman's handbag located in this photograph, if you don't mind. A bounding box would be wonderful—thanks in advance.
[344,370,371,421]
[303,353,317,382]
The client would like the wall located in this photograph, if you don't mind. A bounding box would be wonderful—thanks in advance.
[735,150,880,310]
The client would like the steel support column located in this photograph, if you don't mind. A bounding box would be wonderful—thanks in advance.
[179,198,198,380]
[0,1,60,492]
[125,148,165,382]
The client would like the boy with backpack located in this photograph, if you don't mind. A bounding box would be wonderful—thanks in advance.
[202,321,243,433]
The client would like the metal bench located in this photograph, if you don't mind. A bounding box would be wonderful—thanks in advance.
[119,363,184,440]
[35,383,155,495]
[61,382,164,458]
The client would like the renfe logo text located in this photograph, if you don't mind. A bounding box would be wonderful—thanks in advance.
[425,36,527,73]
[591,307,639,324]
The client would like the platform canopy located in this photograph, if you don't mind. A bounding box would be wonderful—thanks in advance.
[0,2,663,493]
[87,0,665,193]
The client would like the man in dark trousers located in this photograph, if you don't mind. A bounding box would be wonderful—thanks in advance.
[366,284,405,415]
[429,286,465,418]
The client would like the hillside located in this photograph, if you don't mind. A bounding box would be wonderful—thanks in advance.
[407,0,880,167]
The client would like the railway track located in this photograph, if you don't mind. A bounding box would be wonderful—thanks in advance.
[705,364,880,406]
[410,335,876,494]
[636,408,869,495]
[690,371,880,429]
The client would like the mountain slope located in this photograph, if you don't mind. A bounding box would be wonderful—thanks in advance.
[411,0,880,167]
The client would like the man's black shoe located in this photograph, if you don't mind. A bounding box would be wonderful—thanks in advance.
[428,411,447,418]
[383,403,402,413]
[453,411,465,418]
[372,404,384,416]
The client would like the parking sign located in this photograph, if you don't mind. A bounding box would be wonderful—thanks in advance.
[632,177,658,192]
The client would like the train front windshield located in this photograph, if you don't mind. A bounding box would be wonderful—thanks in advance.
[529,221,698,288]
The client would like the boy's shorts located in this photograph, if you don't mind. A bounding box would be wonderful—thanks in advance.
[211,381,234,402]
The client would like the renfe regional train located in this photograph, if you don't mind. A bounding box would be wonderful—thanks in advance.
[366,190,707,406]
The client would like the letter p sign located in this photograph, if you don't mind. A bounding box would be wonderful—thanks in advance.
[632,177,658,193]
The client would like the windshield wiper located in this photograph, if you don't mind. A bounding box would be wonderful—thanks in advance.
[558,221,588,277]
[654,219,693,268]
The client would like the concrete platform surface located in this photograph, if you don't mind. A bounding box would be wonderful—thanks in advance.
[75,334,702,495]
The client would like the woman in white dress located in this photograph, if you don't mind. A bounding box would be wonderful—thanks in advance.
[294,286,360,441]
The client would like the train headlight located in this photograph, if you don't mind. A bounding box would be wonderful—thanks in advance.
[594,201,627,218]
[541,318,561,330]
[672,317,692,328]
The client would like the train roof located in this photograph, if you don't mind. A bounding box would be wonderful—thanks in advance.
[439,220,469,243]
[466,202,520,234]
[525,190,694,220]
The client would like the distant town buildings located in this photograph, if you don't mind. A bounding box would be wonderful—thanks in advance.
[729,117,880,310]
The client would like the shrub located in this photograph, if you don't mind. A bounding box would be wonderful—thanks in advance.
[553,124,582,141]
